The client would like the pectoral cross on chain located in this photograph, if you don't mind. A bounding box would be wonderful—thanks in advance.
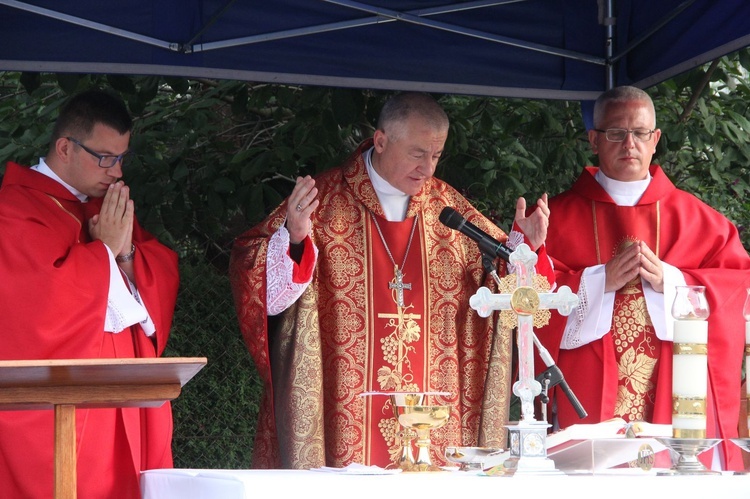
[389,265,411,308]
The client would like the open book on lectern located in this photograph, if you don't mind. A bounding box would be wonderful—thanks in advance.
[545,418,672,473]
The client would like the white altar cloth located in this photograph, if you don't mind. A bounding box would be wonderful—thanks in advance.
[141,468,750,499]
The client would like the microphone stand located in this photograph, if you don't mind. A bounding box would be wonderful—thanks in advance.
[532,334,587,420]
[536,364,587,420]
[482,253,502,287]
[480,251,587,421]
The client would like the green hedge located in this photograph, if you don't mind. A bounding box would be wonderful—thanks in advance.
[165,259,263,468]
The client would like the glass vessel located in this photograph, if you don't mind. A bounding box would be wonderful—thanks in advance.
[662,284,715,474]
[671,285,709,320]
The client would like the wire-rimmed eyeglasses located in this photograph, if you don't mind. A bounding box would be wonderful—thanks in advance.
[66,137,129,168]
[593,128,655,142]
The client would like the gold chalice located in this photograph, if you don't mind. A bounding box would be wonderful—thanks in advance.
[389,393,426,470]
[360,392,450,471]
[394,404,451,472]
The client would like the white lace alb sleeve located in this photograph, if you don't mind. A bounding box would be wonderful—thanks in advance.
[504,229,556,289]
[504,229,525,252]
[266,224,317,316]
[102,245,155,336]
[643,261,685,341]
[560,264,615,350]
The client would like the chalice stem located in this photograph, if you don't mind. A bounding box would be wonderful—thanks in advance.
[398,432,415,469]
[414,428,432,467]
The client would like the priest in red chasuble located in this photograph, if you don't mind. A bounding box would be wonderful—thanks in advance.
[230,92,554,469]
[0,90,179,498]
[538,86,750,471]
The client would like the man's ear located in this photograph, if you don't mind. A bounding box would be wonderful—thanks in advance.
[588,129,599,154]
[54,137,74,163]
[372,129,387,153]
[652,128,662,152]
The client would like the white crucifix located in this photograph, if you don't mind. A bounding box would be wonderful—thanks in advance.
[470,243,578,422]
[470,243,578,473]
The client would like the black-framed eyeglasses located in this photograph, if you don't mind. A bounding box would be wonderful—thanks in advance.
[593,128,655,142]
[66,137,129,168]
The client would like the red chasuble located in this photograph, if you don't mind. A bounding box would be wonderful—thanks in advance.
[0,163,180,498]
[230,139,551,469]
[539,165,750,471]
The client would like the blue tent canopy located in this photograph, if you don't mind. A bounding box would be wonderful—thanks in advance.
[1,0,750,100]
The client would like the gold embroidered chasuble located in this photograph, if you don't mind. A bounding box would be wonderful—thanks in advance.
[230,140,513,469]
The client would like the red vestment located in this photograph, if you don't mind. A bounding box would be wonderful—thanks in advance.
[230,140,551,469]
[0,163,180,498]
[539,165,750,470]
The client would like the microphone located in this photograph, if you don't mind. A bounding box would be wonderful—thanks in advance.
[439,206,511,262]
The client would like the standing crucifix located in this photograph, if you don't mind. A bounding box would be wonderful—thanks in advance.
[470,243,578,473]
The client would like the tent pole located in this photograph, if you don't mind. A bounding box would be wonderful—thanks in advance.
[603,0,615,90]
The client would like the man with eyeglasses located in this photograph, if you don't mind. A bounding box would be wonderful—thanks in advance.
[0,89,179,498]
[536,85,750,471]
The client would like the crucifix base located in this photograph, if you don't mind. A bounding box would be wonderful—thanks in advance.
[502,421,563,475]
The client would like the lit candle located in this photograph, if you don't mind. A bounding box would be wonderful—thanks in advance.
[671,285,710,439]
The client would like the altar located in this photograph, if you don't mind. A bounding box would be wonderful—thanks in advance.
[141,468,750,499]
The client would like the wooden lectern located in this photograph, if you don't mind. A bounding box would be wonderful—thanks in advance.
[0,357,207,499]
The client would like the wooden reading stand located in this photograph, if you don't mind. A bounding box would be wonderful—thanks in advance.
[0,357,207,499]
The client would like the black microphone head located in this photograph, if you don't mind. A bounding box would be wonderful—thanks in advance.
[439,206,463,230]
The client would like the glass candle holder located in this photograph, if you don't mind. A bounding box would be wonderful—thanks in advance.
[671,285,709,439]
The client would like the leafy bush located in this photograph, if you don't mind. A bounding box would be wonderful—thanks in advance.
[165,258,263,468]
[0,51,748,467]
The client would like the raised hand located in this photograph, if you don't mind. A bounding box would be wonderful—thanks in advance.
[286,175,319,244]
[513,193,549,251]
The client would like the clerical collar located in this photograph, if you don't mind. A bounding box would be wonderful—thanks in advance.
[595,169,651,207]
[32,158,88,202]
[364,147,409,222]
